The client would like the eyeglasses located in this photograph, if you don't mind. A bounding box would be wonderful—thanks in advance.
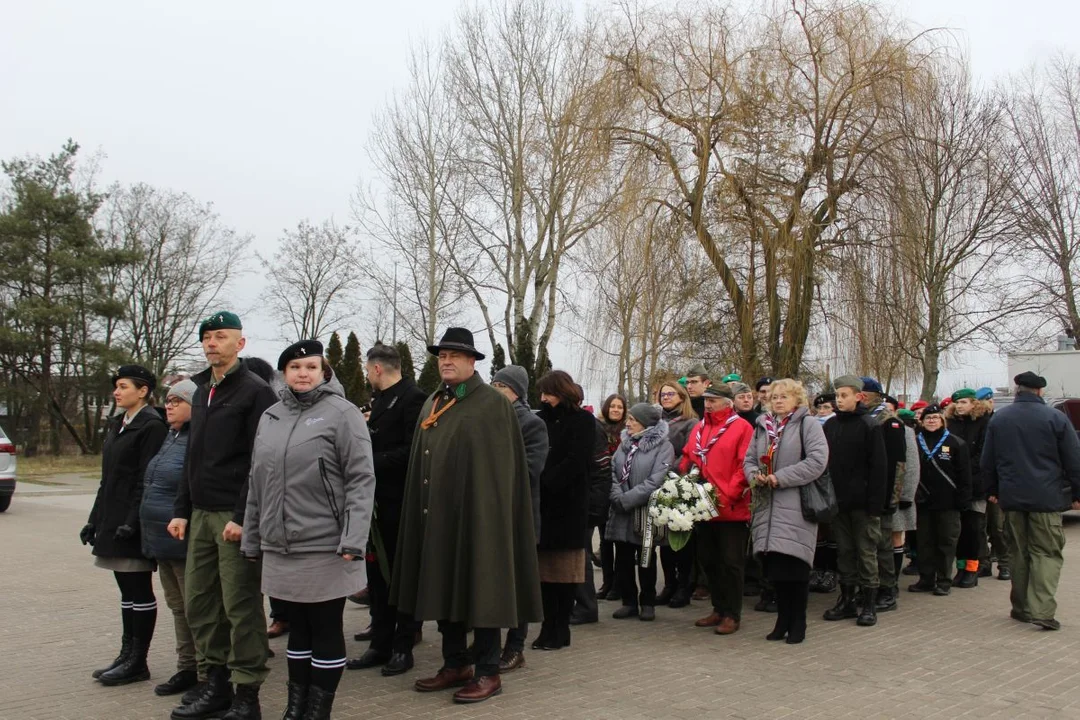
[659,392,677,399]
[164,398,185,407]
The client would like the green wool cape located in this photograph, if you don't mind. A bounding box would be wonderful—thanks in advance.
[389,371,543,628]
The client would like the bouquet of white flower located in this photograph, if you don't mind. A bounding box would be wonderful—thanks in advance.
[647,466,721,551]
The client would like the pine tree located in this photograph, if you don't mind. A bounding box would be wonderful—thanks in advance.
[396,341,416,383]
[418,354,440,394]
[490,342,507,379]
[326,332,343,370]
[340,333,364,405]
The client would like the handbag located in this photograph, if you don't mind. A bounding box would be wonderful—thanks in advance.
[797,418,838,523]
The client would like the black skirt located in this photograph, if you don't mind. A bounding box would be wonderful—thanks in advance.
[762,552,811,583]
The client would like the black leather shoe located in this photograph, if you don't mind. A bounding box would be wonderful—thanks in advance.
[604,587,621,601]
[221,683,260,720]
[353,625,374,642]
[953,570,978,588]
[569,613,598,625]
[978,564,993,578]
[655,586,675,606]
[754,592,778,613]
[998,568,1012,581]
[668,589,691,608]
[155,669,199,696]
[171,666,233,720]
[346,648,391,670]
[180,681,207,706]
[875,587,898,612]
[596,583,612,600]
[823,585,859,621]
[381,652,415,676]
[856,588,878,626]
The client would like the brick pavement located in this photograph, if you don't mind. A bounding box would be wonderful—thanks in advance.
[3,487,1080,720]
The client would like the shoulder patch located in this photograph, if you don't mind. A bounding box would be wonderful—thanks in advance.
[890,422,900,428]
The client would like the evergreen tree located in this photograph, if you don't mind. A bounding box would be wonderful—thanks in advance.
[326,331,343,370]
[396,341,416,383]
[490,342,507,379]
[418,354,440,394]
[339,332,364,405]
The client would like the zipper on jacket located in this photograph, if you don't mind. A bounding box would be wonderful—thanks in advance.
[280,414,304,553]
[319,458,342,531]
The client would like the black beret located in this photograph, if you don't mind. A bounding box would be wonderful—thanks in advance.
[1014,371,1047,389]
[278,340,324,371]
[921,403,944,417]
[112,364,157,393]
[755,377,774,391]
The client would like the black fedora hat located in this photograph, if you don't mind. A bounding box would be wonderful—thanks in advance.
[428,327,485,360]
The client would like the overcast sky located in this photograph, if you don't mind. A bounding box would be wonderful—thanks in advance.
[3,0,1077,402]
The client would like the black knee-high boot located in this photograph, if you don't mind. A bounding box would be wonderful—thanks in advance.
[787,581,809,644]
[766,582,792,640]
[533,583,556,649]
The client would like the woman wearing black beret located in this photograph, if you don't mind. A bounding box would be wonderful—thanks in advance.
[242,340,376,719]
[83,364,168,686]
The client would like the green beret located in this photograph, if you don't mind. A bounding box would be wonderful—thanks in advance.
[951,388,976,402]
[198,310,243,338]
[897,408,916,420]
[721,373,741,383]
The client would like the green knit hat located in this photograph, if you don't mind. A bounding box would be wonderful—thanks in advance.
[951,388,976,402]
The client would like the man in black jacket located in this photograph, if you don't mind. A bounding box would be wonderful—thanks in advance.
[490,365,549,670]
[168,312,277,720]
[347,343,427,675]
[984,371,1080,630]
[822,375,888,627]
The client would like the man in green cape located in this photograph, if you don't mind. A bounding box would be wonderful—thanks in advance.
[390,327,542,704]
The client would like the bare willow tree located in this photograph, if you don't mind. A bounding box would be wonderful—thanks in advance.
[444,0,617,370]
[259,220,364,341]
[874,61,1026,399]
[104,183,247,376]
[603,0,920,378]
[354,41,471,349]
[1009,54,1080,341]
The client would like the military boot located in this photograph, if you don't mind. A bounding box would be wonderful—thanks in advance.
[92,634,132,679]
[282,682,308,720]
[221,683,261,720]
[171,665,233,720]
[856,588,878,626]
[823,585,858,621]
[98,637,150,686]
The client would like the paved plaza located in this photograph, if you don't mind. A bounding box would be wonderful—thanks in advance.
[3,476,1080,720]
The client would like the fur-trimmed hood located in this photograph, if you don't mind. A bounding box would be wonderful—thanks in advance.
[945,399,991,421]
[619,419,669,454]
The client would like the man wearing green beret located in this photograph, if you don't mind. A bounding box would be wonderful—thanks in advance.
[949,388,993,589]
[168,311,278,719]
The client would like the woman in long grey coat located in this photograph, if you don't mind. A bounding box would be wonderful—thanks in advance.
[607,404,673,621]
[745,379,828,644]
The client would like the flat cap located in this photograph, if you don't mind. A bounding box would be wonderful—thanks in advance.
[703,384,734,400]
[1014,371,1047,389]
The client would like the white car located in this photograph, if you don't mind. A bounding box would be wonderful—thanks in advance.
[0,425,15,512]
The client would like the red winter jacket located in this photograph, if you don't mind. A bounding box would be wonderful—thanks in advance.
[678,407,753,522]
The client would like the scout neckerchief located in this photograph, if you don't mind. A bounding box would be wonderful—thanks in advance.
[420,383,468,430]
[693,412,738,465]
[764,411,794,451]
[918,429,956,489]
[619,437,641,485]
[869,401,888,418]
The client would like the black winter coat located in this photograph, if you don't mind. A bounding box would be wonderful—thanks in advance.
[89,406,168,559]
[948,412,989,498]
[175,360,277,524]
[368,377,427,531]
[915,428,972,511]
[536,403,594,551]
[870,408,907,514]
[140,425,189,561]
[824,405,888,516]
[588,417,612,519]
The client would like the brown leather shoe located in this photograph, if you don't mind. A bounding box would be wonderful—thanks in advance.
[414,665,473,692]
[714,617,740,635]
[348,588,371,605]
[453,675,502,704]
[692,586,711,600]
[267,620,289,639]
[695,612,722,627]
[498,649,525,673]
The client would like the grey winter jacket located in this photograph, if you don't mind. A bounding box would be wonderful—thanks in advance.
[513,398,549,540]
[745,408,829,567]
[606,421,673,544]
[983,393,1080,512]
[241,373,375,558]
[892,425,920,531]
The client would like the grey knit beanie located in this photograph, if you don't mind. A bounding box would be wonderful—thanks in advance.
[491,365,529,402]
[628,402,662,428]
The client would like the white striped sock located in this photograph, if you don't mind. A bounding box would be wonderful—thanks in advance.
[310,657,346,669]
[286,650,313,660]
[121,602,134,609]
[132,602,157,611]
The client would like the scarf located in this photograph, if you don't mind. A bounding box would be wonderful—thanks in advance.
[692,411,737,465]
[620,439,641,485]
[918,429,950,460]
[764,411,795,451]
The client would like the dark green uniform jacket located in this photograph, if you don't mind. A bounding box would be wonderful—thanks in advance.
[389,371,543,628]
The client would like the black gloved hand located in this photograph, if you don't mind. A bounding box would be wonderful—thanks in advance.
[79,523,96,546]
[114,524,135,541]
[898,501,912,510]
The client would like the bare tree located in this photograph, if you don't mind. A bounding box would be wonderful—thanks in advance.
[444,0,617,368]
[103,183,248,376]
[259,220,364,341]
[354,41,471,348]
[1008,54,1080,341]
